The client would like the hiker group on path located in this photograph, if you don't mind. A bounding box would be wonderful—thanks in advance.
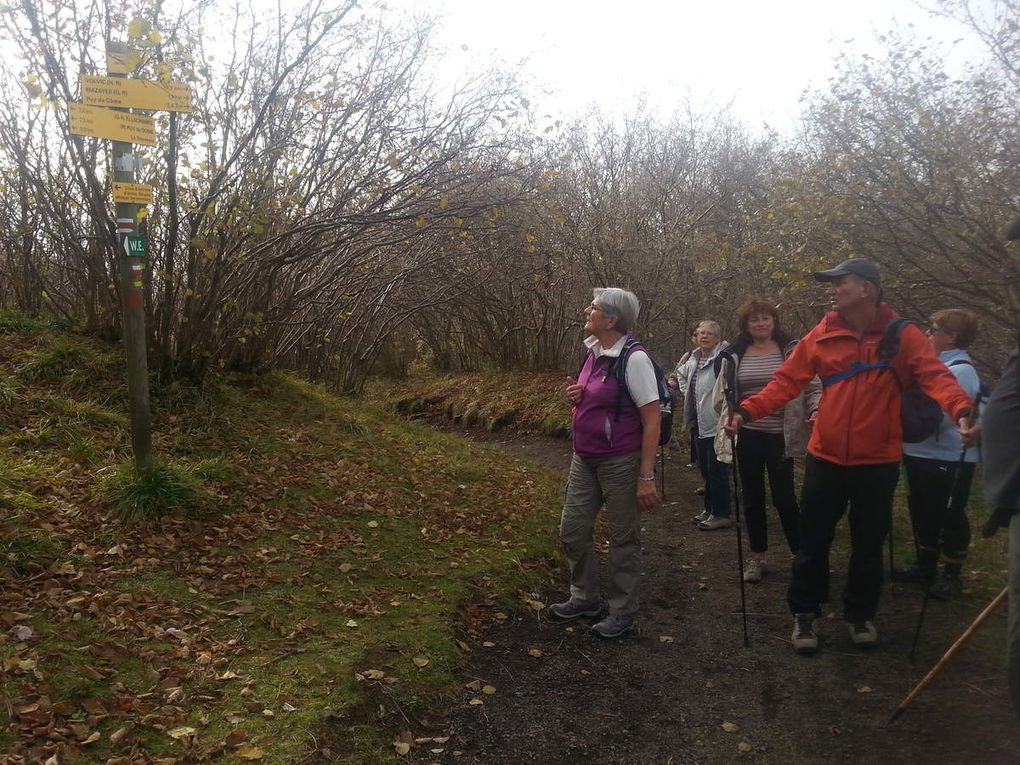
[546,225,1020,721]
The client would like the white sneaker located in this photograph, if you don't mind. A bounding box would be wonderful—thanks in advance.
[697,515,733,531]
[848,620,878,648]
[691,510,711,524]
[743,558,767,583]
[792,613,818,655]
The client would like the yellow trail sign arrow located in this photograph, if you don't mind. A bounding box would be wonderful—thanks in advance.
[81,75,192,113]
[68,103,156,146]
[113,182,153,205]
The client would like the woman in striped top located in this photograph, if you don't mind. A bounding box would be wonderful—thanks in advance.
[714,299,820,583]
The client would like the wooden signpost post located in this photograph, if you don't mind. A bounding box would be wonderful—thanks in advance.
[66,41,192,473]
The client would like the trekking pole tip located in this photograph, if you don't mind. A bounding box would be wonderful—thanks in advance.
[889,707,905,724]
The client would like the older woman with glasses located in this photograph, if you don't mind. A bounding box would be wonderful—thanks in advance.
[681,319,732,530]
[548,288,661,639]
[893,308,984,600]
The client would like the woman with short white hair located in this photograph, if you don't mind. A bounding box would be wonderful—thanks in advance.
[682,319,732,530]
[549,287,661,639]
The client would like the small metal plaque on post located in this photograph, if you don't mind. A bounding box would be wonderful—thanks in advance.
[124,235,146,257]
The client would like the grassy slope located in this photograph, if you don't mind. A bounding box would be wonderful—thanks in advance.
[0,315,562,763]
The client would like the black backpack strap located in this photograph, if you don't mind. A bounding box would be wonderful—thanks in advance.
[877,316,912,362]
[712,349,738,405]
[609,338,641,422]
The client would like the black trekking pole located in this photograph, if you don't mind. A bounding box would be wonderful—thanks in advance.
[909,397,979,662]
[723,380,750,647]
[888,525,895,581]
[729,433,750,647]
[730,432,754,648]
[659,446,666,500]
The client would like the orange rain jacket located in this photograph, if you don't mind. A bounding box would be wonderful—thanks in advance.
[738,304,973,466]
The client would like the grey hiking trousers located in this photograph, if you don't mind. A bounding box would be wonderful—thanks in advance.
[560,451,641,616]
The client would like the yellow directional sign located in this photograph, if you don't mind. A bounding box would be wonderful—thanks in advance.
[68,103,156,146]
[81,75,192,113]
[113,182,153,205]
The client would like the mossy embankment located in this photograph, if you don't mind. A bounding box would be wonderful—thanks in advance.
[0,313,562,763]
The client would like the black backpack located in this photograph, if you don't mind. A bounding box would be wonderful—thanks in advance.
[819,317,951,444]
[594,338,676,447]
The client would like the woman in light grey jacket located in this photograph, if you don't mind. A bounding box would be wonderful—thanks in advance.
[679,320,732,530]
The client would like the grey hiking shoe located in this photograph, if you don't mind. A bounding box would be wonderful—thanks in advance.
[692,509,711,524]
[548,598,601,621]
[591,613,635,639]
[848,620,878,648]
[698,515,733,531]
[743,558,767,583]
[792,613,818,655]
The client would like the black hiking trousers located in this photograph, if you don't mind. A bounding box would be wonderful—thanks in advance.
[903,455,975,561]
[788,454,900,622]
[735,428,800,555]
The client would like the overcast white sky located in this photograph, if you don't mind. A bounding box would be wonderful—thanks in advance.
[398,0,994,132]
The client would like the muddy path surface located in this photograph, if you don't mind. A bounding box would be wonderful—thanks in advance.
[417,427,1018,764]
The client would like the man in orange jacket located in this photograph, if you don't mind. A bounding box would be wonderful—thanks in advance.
[726,258,973,655]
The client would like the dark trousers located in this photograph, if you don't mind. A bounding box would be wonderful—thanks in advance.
[903,455,975,561]
[736,428,800,554]
[788,454,900,621]
[696,436,730,519]
[689,423,699,465]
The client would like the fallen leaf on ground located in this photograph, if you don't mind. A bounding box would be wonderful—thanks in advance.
[412,656,430,668]
[722,721,739,733]
[528,647,543,657]
[237,745,264,760]
[659,635,674,643]
[224,729,247,747]
[393,740,410,755]
[345,619,359,628]
[482,641,496,647]
[468,698,483,706]
[738,741,752,753]
[109,726,131,744]
[482,685,496,695]
[167,726,197,740]
[857,685,873,694]
[12,625,33,641]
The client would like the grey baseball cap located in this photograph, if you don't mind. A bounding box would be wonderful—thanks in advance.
[813,258,881,288]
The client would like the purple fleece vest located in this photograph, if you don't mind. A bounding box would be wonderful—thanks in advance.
[572,352,643,458]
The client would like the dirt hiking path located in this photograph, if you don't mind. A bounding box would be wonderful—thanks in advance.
[417,430,1018,764]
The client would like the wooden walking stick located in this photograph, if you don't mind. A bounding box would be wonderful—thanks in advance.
[890,586,1007,723]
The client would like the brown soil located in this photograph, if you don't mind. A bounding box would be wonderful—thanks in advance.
[416,429,1019,764]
